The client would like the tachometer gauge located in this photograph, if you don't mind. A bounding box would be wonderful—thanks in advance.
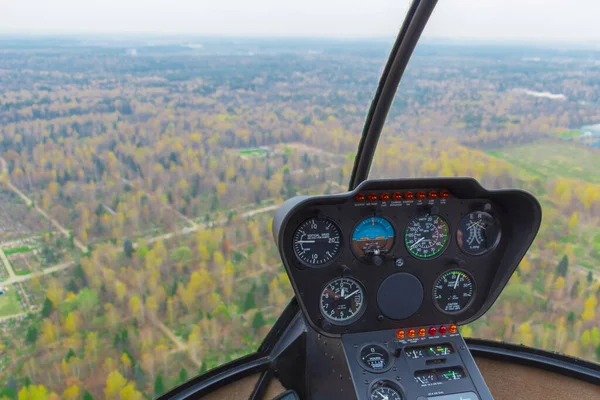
[370,382,403,400]
[457,211,501,256]
[320,277,365,325]
[293,218,342,266]
[352,216,395,258]
[433,270,475,314]
[405,214,449,259]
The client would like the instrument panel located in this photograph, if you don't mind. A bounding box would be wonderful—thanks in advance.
[272,178,541,337]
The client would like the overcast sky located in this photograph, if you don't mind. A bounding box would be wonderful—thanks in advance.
[1,0,600,42]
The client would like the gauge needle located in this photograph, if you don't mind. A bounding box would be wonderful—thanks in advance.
[454,278,459,289]
[296,240,315,243]
[410,237,424,249]
[344,290,359,299]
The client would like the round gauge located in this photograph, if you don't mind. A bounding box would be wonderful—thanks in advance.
[351,216,395,258]
[433,270,475,314]
[369,382,403,400]
[405,214,449,259]
[293,217,342,266]
[320,277,365,325]
[457,211,501,256]
[359,344,392,372]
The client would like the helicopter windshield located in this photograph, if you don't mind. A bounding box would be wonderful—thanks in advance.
[1,1,599,399]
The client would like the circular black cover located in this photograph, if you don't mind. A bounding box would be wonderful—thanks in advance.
[377,273,423,320]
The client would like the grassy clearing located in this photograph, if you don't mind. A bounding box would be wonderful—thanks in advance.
[4,246,33,255]
[0,288,23,317]
[553,130,582,139]
[239,148,267,157]
[488,140,600,183]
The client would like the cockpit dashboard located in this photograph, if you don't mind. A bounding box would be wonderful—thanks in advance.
[272,178,541,400]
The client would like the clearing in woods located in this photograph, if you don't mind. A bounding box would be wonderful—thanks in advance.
[488,140,600,183]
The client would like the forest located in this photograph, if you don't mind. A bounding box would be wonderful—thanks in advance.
[0,37,599,399]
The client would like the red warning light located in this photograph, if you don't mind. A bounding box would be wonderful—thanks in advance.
[396,330,405,339]
[355,193,365,202]
[368,193,378,202]
[428,191,438,199]
[428,327,437,336]
[417,192,426,200]
[408,328,416,338]
[381,192,391,201]
[440,190,450,199]
[392,192,402,201]
[418,327,426,337]
[405,192,414,200]
[449,324,457,334]
[439,325,447,335]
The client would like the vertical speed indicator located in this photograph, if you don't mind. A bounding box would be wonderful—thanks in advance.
[293,217,342,266]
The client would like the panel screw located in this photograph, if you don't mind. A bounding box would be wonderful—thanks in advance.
[395,257,405,267]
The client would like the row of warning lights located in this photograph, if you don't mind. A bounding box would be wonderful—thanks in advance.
[355,190,450,203]
[396,324,458,339]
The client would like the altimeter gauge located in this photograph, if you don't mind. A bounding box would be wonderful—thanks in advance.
[319,277,365,325]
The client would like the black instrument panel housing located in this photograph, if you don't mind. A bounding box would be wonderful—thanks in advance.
[272,178,541,337]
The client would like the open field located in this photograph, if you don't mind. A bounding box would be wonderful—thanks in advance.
[0,287,22,317]
[488,141,600,183]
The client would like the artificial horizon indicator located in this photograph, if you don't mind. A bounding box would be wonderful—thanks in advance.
[352,216,395,258]
[293,217,342,266]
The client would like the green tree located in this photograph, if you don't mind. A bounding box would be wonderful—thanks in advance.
[252,311,266,331]
[65,348,76,362]
[133,362,146,387]
[243,288,256,312]
[83,390,94,400]
[556,255,569,277]
[41,298,54,317]
[179,367,188,384]
[123,238,134,258]
[588,271,594,284]
[25,325,38,344]
[154,372,165,396]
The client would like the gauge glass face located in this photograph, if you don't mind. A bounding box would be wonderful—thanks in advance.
[457,211,501,255]
[437,367,466,381]
[293,218,341,266]
[433,270,475,314]
[370,383,403,400]
[320,278,365,324]
[351,216,395,258]
[359,344,391,372]
[405,214,449,259]
[414,371,438,386]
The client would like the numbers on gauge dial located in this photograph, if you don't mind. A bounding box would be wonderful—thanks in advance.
[433,270,475,314]
[405,214,449,259]
[320,278,365,325]
[458,211,501,255]
[293,218,341,266]
[370,383,403,400]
